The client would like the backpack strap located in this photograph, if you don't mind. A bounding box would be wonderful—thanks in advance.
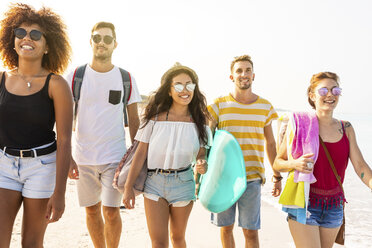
[119,68,132,127]
[71,65,132,129]
[71,64,87,130]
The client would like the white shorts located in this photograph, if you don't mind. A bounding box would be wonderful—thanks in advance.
[0,150,56,198]
[77,163,122,207]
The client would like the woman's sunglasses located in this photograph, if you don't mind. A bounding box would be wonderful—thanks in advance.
[14,28,43,41]
[173,83,196,93]
[318,86,342,96]
[91,34,115,45]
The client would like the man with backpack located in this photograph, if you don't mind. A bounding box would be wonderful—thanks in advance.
[66,22,141,248]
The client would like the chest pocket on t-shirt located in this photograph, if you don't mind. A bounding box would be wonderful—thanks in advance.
[108,90,122,105]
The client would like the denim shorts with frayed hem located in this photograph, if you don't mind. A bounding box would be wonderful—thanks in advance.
[211,180,262,230]
[0,150,56,198]
[288,203,344,228]
[144,168,196,207]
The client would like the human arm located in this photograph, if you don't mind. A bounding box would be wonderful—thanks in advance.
[345,122,372,190]
[127,103,140,143]
[68,155,79,179]
[208,118,217,135]
[123,141,149,209]
[264,124,282,197]
[47,75,73,223]
[273,134,314,173]
[194,147,208,196]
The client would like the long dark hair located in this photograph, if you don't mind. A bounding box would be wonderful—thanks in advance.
[143,63,210,146]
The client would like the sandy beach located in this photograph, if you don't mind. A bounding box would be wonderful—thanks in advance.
[10,179,297,248]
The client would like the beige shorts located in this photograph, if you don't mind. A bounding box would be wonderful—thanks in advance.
[77,163,122,207]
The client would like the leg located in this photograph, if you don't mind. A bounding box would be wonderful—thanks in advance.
[211,203,236,248]
[0,189,23,248]
[100,162,123,248]
[144,197,170,248]
[169,201,193,248]
[21,197,50,248]
[288,219,321,248]
[242,229,259,248]
[102,206,122,248]
[220,224,235,248]
[319,226,341,248]
[86,202,105,248]
[237,181,261,248]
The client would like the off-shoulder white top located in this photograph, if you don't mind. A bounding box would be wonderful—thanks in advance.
[134,120,213,170]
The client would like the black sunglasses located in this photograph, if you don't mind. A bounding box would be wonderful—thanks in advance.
[91,34,115,45]
[14,28,43,41]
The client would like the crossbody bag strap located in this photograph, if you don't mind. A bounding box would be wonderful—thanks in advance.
[319,136,345,195]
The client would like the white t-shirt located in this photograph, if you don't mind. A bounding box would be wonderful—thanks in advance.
[66,65,142,165]
[135,120,213,170]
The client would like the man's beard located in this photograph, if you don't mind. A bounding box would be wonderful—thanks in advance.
[94,53,111,61]
[94,49,113,61]
[238,82,251,90]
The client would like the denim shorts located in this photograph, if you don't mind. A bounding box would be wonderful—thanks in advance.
[77,163,122,207]
[144,167,196,207]
[0,149,56,198]
[211,180,261,230]
[288,203,344,228]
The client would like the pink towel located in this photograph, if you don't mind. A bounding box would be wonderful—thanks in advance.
[291,112,318,183]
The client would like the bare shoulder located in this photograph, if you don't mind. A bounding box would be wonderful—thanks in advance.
[50,74,68,85]
[48,74,71,99]
[342,120,356,140]
[343,121,352,128]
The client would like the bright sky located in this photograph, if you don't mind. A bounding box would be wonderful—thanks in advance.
[1,0,372,114]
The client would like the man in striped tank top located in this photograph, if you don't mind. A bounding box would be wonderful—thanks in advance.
[208,55,282,248]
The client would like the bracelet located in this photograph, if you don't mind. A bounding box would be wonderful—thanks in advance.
[272,175,283,183]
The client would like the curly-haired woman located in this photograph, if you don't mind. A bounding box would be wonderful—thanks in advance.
[123,63,212,247]
[0,3,72,247]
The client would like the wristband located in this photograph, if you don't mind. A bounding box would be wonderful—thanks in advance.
[272,175,283,183]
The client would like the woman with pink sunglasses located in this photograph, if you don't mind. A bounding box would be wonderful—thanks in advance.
[0,3,72,247]
[274,72,372,248]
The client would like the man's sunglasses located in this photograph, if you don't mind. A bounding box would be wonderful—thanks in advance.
[14,28,43,41]
[91,34,115,45]
[173,83,196,93]
[318,86,342,96]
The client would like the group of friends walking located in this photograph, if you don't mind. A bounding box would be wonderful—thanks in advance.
[0,3,371,248]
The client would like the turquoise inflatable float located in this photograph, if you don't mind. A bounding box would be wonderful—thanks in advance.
[198,130,247,213]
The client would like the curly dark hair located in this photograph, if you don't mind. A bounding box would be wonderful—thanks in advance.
[0,3,71,74]
[142,63,210,146]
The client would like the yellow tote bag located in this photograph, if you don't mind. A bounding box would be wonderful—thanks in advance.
[279,171,305,208]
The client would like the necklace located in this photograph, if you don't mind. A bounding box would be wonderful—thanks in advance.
[17,70,42,89]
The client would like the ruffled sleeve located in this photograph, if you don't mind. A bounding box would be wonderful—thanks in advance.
[134,120,155,143]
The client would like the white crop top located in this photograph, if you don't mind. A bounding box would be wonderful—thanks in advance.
[134,120,213,170]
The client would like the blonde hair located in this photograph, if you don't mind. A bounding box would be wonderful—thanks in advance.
[230,55,253,72]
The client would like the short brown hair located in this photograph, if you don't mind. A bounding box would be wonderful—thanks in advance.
[307,72,340,109]
[91,22,116,39]
[0,3,72,74]
[230,55,254,72]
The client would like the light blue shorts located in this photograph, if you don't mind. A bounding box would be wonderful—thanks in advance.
[211,180,262,230]
[144,168,196,207]
[0,149,56,198]
[288,203,344,228]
